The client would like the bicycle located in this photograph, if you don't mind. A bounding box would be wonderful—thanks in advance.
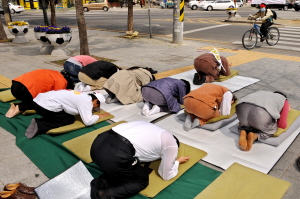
[242,20,280,50]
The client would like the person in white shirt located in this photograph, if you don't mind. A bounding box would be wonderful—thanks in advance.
[25,90,109,139]
[90,121,190,199]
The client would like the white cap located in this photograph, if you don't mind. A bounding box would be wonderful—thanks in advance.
[93,92,105,103]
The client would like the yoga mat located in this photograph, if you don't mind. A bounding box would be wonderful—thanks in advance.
[0,75,12,88]
[0,101,222,199]
[155,114,300,174]
[89,90,173,123]
[0,89,16,102]
[140,143,207,198]
[63,121,127,163]
[46,110,114,134]
[195,163,291,199]
[168,70,260,92]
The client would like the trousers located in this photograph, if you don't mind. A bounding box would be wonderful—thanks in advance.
[90,129,149,199]
[11,80,33,112]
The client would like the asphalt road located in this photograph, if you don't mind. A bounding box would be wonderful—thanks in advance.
[3,5,300,55]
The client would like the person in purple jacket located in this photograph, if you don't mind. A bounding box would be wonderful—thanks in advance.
[141,78,190,116]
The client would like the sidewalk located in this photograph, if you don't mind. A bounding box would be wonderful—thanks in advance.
[0,23,300,199]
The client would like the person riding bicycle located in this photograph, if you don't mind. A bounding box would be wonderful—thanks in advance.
[248,3,274,42]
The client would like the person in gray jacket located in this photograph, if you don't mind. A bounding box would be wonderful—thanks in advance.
[236,91,290,151]
[141,78,190,116]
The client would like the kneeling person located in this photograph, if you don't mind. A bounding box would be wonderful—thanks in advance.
[25,90,109,139]
[141,78,190,116]
[90,121,190,199]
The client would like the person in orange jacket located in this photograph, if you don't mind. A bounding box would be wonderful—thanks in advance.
[5,69,73,118]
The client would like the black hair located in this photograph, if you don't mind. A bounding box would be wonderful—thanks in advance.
[60,70,74,89]
[126,66,143,71]
[274,91,287,99]
[232,93,238,102]
[173,135,180,148]
[151,74,156,81]
[180,79,191,95]
[88,93,100,105]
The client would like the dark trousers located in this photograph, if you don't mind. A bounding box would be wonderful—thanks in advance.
[11,80,33,112]
[260,21,272,37]
[33,102,75,135]
[90,129,149,199]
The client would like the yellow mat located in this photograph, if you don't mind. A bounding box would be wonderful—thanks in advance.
[0,89,16,102]
[0,75,12,88]
[215,69,239,82]
[62,121,127,162]
[47,110,114,134]
[140,143,207,198]
[194,162,291,199]
[274,109,300,137]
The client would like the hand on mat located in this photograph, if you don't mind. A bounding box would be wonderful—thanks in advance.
[96,112,110,118]
[176,156,190,164]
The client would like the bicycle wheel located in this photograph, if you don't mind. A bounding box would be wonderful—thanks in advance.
[242,29,258,50]
[266,27,280,46]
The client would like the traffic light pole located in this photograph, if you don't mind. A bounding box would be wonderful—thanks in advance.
[172,0,184,44]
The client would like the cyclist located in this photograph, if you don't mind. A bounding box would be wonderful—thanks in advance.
[248,3,274,42]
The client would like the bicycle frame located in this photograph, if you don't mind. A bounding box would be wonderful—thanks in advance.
[253,23,261,35]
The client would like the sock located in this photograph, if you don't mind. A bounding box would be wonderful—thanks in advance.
[142,102,150,116]
[148,105,161,116]
[25,119,39,139]
[83,85,91,92]
[183,114,193,131]
[191,119,200,129]
[109,97,120,103]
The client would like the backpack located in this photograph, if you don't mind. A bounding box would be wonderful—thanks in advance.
[271,9,277,20]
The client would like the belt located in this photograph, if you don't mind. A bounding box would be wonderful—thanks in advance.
[108,129,135,154]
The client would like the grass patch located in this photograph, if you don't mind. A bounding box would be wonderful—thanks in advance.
[50,55,117,67]
[0,38,13,43]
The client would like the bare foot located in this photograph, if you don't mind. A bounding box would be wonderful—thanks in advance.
[5,104,16,118]
[10,104,21,118]
[246,132,258,151]
[239,130,248,151]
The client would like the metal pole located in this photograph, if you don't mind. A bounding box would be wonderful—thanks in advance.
[172,0,184,44]
[148,0,152,38]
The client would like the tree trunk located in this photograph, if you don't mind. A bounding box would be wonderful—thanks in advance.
[2,0,12,25]
[41,0,50,26]
[50,0,57,26]
[127,0,133,32]
[75,0,89,55]
[0,14,8,41]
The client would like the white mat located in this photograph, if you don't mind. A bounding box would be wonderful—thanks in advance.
[155,111,300,174]
[169,70,260,92]
[35,161,93,199]
[96,90,171,123]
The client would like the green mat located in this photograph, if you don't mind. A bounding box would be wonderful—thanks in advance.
[0,99,222,199]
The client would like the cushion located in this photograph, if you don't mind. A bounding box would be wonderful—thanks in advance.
[274,109,300,137]
[177,101,238,131]
[194,162,290,199]
[215,69,239,82]
[46,110,114,134]
[229,112,300,146]
[140,143,207,198]
[62,121,127,163]
[0,90,16,102]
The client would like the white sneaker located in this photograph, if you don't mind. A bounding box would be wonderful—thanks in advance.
[142,102,150,116]
[148,105,161,116]
[83,85,91,92]
[74,82,86,92]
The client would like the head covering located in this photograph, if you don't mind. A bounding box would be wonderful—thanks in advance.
[260,3,266,8]
[93,92,105,103]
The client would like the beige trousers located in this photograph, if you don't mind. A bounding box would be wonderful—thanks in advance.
[78,72,108,90]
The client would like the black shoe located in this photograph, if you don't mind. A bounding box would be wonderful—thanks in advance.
[260,37,265,42]
[297,156,300,170]
[145,67,158,74]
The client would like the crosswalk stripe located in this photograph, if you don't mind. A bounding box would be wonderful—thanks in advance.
[282,26,300,30]
[279,37,300,42]
[277,40,300,46]
[280,30,300,35]
[265,45,300,51]
[280,28,300,32]
[280,33,300,38]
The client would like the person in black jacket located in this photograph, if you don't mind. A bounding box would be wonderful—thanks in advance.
[76,61,120,91]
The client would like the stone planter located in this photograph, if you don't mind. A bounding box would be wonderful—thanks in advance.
[8,25,29,43]
[46,33,72,56]
[226,9,237,21]
[34,32,54,54]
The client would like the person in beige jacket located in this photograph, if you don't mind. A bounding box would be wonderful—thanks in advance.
[103,67,155,105]
[249,3,274,42]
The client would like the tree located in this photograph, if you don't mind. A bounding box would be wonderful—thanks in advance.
[2,0,12,25]
[127,0,133,32]
[0,14,8,41]
[75,0,89,55]
[50,0,57,26]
